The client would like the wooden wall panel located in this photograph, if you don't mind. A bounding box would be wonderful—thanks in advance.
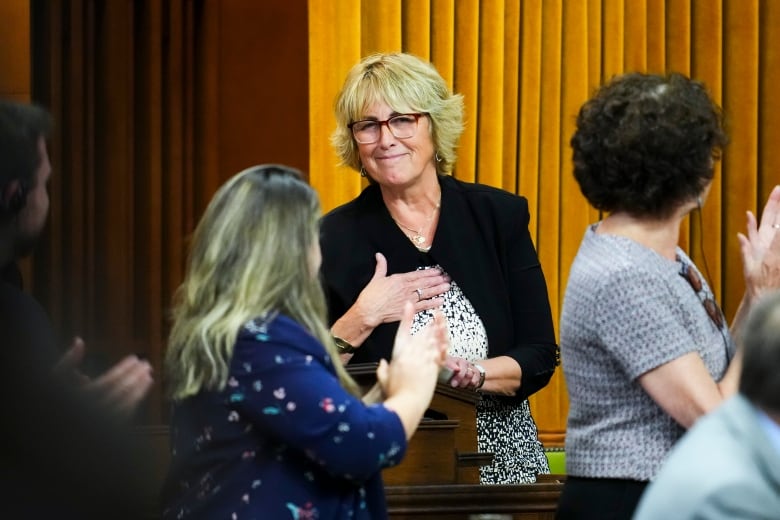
[218,0,310,178]
[29,0,309,423]
[0,0,33,284]
[0,0,31,101]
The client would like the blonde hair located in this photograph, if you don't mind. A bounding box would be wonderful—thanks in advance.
[331,52,465,175]
[165,164,359,399]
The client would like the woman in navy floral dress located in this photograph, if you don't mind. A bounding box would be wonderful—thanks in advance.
[161,164,448,520]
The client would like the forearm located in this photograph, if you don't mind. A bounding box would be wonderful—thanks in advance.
[639,352,741,429]
[721,293,750,395]
[382,391,429,440]
[478,356,522,396]
[361,382,384,405]
[331,302,377,349]
[729,293,752,346]
[717,348,742,398]
[502,343,559,400]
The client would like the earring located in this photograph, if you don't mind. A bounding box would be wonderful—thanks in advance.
[359,167,367,177]
[435,152,442,163]
[696,196,703,210]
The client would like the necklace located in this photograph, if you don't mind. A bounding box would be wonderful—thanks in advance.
[392,199,441,250]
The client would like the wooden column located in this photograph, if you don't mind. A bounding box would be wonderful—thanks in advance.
[0,0,31,102]
[30,0,309,423]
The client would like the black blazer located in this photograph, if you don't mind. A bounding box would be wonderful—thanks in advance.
[320,175,559,402]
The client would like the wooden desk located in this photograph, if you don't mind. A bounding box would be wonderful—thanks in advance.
[348,363,486,484]
[138,426,562,519]
[142,365,562,517]
[387,476,565,519]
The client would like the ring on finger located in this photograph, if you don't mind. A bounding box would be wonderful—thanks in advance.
[773,223,780,229]
[415,288,423,301]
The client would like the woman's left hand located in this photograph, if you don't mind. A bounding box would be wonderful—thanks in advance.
[738,185,780,301]
[444,355,482,390]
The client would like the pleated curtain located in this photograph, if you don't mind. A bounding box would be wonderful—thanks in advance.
[309,0,780,444]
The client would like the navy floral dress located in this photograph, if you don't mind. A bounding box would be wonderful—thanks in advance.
[161,313,407,520]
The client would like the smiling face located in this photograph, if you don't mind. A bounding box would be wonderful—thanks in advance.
[357,101,438,190]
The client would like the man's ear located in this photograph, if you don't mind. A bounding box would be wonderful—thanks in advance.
[0,179,26,215]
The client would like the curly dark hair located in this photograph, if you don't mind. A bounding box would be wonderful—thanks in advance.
[570,72,728,218]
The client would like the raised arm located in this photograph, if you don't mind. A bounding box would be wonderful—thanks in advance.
[376,303,448,439]
[230,309,446,480]
[54,336,154,420]
[735,185,780,331]
[329,252,449,357]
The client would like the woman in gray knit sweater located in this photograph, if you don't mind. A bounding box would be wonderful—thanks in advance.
[556,72,780,519]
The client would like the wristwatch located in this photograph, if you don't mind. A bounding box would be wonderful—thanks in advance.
[333,336,356,355]
[473,363,486,390]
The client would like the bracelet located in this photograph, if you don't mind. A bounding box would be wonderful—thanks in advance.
[332,336,356,355]
[473,363,486,390]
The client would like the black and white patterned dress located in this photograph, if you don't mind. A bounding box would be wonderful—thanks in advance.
[409,264,550,484]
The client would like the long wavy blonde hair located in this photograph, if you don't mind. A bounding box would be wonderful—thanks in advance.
[165,164,358,399]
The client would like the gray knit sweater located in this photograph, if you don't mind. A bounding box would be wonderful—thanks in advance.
[561,225,734,481]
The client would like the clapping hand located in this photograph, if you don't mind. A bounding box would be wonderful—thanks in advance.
[738,185,780,301]
[53,337,154,420]
[376,302,449,401]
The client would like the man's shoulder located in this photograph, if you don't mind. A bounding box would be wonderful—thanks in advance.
[0,279,46,324]
[1,262,23,288]
[0,280,60,371]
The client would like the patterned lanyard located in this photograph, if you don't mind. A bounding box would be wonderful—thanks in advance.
[677,255,734,362]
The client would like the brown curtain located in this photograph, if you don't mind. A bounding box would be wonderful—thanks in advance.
[28,0,310,423]
[29,0,206,421]
[308,0,780,445]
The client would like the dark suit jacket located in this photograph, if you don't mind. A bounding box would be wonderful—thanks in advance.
[0,262,152,519]
[320,175,559,402]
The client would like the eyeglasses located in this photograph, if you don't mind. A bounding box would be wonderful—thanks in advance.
[678,258,725,329]
[348,113,425,144]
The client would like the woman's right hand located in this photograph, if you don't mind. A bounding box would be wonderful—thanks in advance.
[331,252,450,353]
[377,302,449,439]
[738,185,780,302]
[355,252,450,328]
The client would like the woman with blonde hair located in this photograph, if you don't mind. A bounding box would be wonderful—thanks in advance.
[161,164,448,520]
[321,53,559,484]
